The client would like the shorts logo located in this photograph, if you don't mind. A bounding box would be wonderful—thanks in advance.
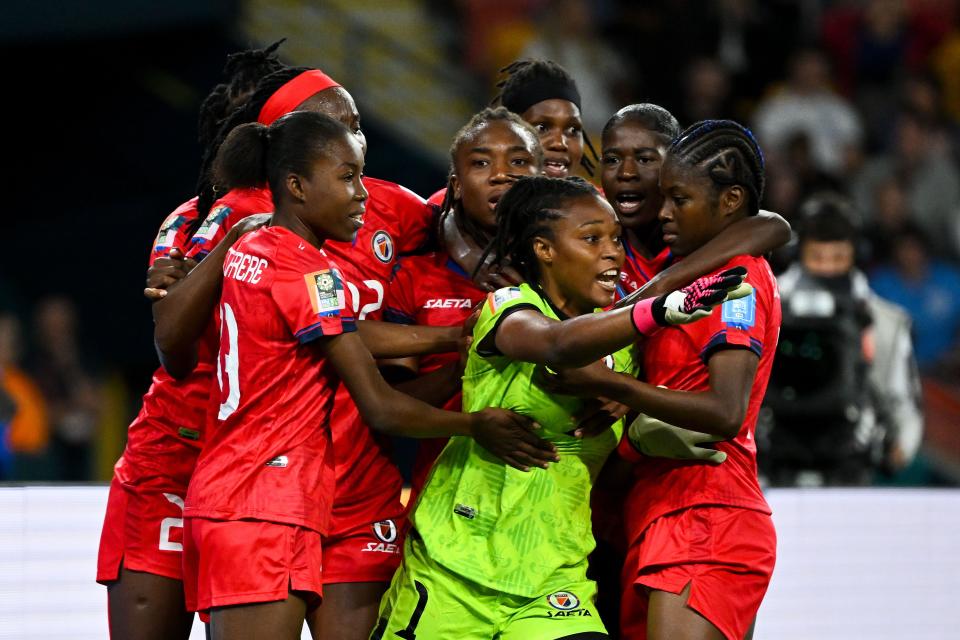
[372,231,394,263]
[305,269,346,316]
[362,519,400,554]
[265,455,288,468]
[547,592,580,611]
[372,519,398,543]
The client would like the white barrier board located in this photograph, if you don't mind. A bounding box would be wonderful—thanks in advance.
[0,486,957,639]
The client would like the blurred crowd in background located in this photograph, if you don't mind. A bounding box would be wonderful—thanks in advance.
[2,0,959,486]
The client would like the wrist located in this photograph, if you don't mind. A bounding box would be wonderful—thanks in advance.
[631,298,663,335]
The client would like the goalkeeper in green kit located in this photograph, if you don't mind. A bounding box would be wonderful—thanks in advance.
[372,176,749,639]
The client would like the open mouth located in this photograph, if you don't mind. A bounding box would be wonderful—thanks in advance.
[614,191,645,215]
[544,156,571,177]
[596,268,619,292]
[349,210,365,228]
[487,190,506,212]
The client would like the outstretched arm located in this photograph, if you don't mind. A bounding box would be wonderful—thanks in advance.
[319,331,558,471]
[630,209,789,301]
[546,349,759,440]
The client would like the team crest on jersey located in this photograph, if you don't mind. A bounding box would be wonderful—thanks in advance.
[547,592,580,611]
[305,268,346,316]
[371,231,394,263]
[721,290,756,328]
[372,519,398,543]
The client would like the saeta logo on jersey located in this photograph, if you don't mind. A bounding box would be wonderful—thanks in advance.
[545,592,591,618]
[362,519,400,554]
[371,231,394,263]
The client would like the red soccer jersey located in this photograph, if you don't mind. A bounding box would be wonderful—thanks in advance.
[621,254,781,541]
[185,179,436,532]
[383,251,486,492]
[124,198,212,468]
[426,186,446,209]
[617,239,674,299]
[185,226,356,533]
[186,188,275,260]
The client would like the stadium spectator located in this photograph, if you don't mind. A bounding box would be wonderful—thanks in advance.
[870,223,960,372]
[0,313,48,480]
[852,110,960,258]
[753,48,864,177]
[26,297,101,481]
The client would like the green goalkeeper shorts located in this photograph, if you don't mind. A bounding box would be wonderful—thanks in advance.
[371,529,607,639]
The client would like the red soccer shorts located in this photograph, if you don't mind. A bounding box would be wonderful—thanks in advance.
[322,511,407,585]
[96,456,192,584]
[183,517,324,612]
[620,506,776,640]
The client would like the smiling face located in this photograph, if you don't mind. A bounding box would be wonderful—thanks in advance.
[534,193,624,314]
[521,99,584,178]
[294,134,369,243]
[658,156,733,257]
[451,120,541,231]
[601,120,670,231]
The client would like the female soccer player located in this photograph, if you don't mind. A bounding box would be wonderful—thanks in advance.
[183,111,551,640]
[153,65,449,639]
[96,41,286,640]
[383,106,542,494]
[374,175,749,639]
[601,103,790,299]
[552,121,779,640]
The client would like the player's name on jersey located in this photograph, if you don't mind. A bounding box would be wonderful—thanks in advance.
[224,247,269,284]
[423,298,475,309]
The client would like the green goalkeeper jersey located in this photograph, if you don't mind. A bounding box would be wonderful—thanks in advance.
[411,284,638,598]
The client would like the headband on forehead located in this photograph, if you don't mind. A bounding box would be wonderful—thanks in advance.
[257,69,341,125]
[502,76,581,115]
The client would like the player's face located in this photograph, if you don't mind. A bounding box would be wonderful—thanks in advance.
[601,122,668,231]
[297,87,368,156]
[522,99,584,178]
[658,157,725,256]
[800,239,855,277]
[298,135,368,243]
[537,194,623,313]
[452,121,540,231]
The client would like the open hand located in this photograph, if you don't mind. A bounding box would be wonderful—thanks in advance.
[469,407,559,471]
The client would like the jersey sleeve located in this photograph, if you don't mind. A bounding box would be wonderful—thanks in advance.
[271,258,357,345]
[149,199,200,265]
[382,259,418,325]
[186,203,234,260]
[686,266,770,365]
[473,286,544,357]
[390,184,436,254]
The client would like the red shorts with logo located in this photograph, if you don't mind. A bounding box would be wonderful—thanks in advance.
[96,456,192,584]
[322,510,406,585]
[620,506,776,640]
[183,517,324,612]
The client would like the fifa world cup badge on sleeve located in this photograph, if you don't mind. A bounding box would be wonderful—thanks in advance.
[721,290,756,329]
[306,269,347,316]
[489,287,522,313]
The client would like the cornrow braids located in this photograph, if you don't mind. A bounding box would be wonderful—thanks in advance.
[492,59,600,176]
[196,66,313,218]
[667,119,765,215]
[481,176,598,283]
[602,103,682,144]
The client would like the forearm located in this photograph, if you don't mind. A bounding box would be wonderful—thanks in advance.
[604,375,741,439]
[392,362,461,407]
[357,321,460,358]
[632,209,790,300]
[538,308,638,369]
[363,383,474,438]
[153,239,234,376]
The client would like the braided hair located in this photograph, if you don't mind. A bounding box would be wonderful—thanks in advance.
[492,59,600,175]
[197,65,319,218]
[602,103,681,145]
[666,120,765,215]
[196,40,286,157]
[482,175,598,283]
[441,107,543,242]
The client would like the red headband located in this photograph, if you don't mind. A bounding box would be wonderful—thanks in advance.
[257,70,341,125]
